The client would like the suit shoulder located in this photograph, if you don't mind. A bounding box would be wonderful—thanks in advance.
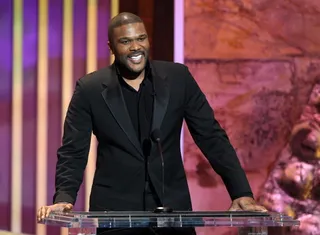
[151,60,188,72]
[77,66,110,85]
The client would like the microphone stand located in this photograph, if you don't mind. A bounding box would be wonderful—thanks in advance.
[153,139,173,213]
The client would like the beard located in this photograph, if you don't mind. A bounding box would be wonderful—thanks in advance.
[115,49,149,78]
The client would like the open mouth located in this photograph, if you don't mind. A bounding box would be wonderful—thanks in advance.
[128,52,144,64]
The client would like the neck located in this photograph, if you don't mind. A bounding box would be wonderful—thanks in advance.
[115,62,146,91]
[122,70,145,91]
[123,69,145,81]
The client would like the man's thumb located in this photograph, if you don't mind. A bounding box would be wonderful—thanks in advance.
[63,204,73,211]
[228,203,241,211]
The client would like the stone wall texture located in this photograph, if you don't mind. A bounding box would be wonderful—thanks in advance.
[183,1,320,235]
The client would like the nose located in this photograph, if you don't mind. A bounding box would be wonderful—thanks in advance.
[129,40,141,51]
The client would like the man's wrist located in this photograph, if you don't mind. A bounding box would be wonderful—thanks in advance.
[53,192,75,205]
[231,192,254,201]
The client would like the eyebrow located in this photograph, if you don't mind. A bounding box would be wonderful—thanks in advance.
[118,34,148,41]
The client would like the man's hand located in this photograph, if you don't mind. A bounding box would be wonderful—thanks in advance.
[37,203,73,222]
[228,197,267,212]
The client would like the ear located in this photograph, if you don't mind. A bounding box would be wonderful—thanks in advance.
[108,41,114,55]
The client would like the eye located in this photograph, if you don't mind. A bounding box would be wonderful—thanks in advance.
[121,40,129,45]
[137,37,145,42]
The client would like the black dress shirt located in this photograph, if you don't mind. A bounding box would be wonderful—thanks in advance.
[118,68,153,145]
[116,63,161,210]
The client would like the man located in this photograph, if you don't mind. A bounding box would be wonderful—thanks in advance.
[37,12,266,233]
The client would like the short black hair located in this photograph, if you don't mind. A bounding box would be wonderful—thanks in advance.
[108,12,144,43]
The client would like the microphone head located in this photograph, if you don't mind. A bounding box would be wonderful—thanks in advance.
[151,129,161,142]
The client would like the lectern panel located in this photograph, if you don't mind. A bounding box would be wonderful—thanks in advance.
[39,211,299,235]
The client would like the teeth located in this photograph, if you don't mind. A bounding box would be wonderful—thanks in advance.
[130,55,142,60]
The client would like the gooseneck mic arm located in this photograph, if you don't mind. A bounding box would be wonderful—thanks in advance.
[150,129,173,213]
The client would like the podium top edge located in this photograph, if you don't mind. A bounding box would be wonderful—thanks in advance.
[48,210,286,218]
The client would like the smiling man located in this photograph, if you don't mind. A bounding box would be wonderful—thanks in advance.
[37,12,266,235]
[108,13,150,84]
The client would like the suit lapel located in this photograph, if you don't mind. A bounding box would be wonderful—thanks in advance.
[151,63,170,132]
[101,65,144,159]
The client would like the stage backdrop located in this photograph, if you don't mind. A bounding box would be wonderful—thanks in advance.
[182,0,320,235]
[2,1,320,235]
[0,1,116,235]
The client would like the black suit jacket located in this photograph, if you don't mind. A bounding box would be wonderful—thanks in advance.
[53,60,253,211]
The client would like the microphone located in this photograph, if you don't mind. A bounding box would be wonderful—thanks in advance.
[150,129,173,213]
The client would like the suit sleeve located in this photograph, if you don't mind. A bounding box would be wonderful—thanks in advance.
[182,66,253,200]
[53,80,92,204]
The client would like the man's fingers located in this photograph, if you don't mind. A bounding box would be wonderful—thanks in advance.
[37,206,53,221]
[230,197,268,212]
[229,208,240,211]
[36,206,47,221]
[37,208,42,221]
[228,204,242,211]
[45,208,52,217]
[41,206,47,219]
[240,203,268,212]
[37,204,73,222]
[254,205,268,212]
[249,204,268,212]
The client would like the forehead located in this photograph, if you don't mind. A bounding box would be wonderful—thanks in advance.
[112,23,147,39]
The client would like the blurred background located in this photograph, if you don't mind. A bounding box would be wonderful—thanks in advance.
[1,0,320,235]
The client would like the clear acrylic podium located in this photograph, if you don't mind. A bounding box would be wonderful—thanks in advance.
[39,211,299,235]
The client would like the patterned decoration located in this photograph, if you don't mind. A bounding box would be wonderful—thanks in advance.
[258,83,320,235]
[0,1,113,235]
